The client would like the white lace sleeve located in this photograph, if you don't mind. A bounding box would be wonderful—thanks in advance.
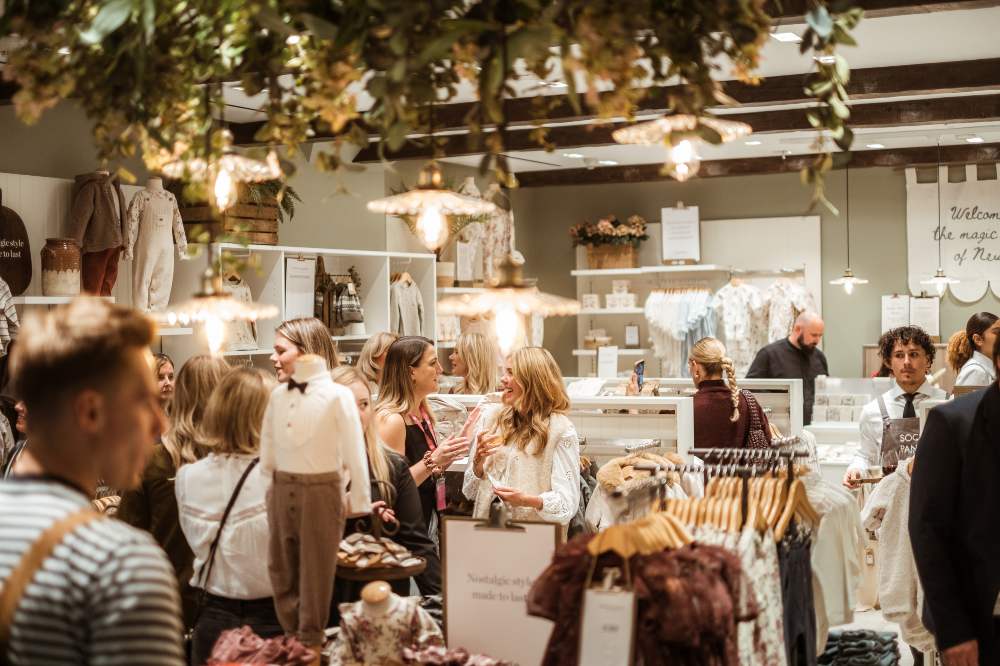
[538,425,581,525]
[462,434,482,501]
[171,194,188,258]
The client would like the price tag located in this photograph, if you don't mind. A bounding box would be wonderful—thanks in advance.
[578,588,636,666]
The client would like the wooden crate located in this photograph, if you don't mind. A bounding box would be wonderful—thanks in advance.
[180,202,280,246]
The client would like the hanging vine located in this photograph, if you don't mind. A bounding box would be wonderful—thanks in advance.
[1,0,860,207]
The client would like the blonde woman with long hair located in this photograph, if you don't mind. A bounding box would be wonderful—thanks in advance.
[117,353,229,630]
[376,336,480,531]
[689,337,771,449]
[449,332,499,395]
[270,317,339,383]
[464,347,581,526]
[175,368,281,665]
[357,331,398,389]
[331,366,441,603]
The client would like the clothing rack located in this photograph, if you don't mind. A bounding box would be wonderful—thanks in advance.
[624,440,661,453]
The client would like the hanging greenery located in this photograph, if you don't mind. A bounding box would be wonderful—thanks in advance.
[0,0,860,210]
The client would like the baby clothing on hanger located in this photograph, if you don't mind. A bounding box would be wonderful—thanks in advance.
[765,278,817,343]
[0,277,18,355]
[645,289,716,377]
[390,278,424,336]
[331,595,443,665]
[222,276,259,351]
[712,281,767,376]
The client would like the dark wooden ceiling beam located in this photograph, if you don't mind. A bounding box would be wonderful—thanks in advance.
[513,142,1000,187]
[231,57,1000,146]
[351,93,1000,162]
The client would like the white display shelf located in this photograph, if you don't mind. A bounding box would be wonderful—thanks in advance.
[221,348,273,357]
[331,334,370,342]
[156,327,193,336]
[571,264,730,278]
[572,348,649,357]
[578,307,644,315]
[437,287,486,295]
[13,295,115,305]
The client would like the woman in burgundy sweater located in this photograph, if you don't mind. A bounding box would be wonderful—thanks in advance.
[689,337,772,449]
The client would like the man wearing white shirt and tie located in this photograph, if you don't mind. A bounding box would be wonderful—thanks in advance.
[844,326,946,489]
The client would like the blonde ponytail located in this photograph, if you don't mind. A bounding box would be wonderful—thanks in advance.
[946,330,971,374]
[690,337,741,421]
[721,356,740,422]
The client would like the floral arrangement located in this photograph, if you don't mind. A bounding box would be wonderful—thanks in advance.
[570,215,648,248]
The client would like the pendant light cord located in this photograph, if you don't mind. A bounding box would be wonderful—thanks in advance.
[845,165,851,269]
[936,141,943,269]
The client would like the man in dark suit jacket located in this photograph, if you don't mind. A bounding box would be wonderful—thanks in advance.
[910,345,1000,666]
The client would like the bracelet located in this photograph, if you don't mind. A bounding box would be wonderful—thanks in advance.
[422,451,443,478]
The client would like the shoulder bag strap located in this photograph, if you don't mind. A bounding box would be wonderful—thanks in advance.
[0,509,102,650]
[195,458,259,594]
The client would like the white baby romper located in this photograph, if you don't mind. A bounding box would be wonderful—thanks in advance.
[125,186,187,312]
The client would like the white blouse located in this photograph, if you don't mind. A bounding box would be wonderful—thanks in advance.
[463,411,581,525]
[176,453,272,600]
[955,350,996,387]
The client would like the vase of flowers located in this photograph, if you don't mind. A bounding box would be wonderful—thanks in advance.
[570,214,649,269]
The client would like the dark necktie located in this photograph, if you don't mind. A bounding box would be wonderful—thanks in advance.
[902,393,917,419]
[288,379,308,394]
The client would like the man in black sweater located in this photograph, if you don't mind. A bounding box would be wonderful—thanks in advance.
[910,344,1000,666]
[746,311,829,425]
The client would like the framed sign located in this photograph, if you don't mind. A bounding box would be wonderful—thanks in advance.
[443,517,561,666]
[660,205,700,264]
[284,257,316,321]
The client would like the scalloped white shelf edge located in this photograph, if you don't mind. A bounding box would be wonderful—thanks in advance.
[13,295,115,304]
[571,264,730,277]
[573,348,649,357]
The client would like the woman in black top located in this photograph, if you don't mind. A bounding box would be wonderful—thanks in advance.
[375,336,480,532]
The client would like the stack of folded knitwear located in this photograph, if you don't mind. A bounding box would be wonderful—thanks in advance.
[819,629,900,665]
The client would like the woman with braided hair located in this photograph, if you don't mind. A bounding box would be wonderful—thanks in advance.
[689,337,773,449]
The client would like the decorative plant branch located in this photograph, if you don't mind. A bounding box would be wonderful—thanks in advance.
[0,0,861,206]
[245,180,302,224]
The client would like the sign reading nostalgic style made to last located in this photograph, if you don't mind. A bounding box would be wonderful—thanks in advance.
[906,165,1000,302]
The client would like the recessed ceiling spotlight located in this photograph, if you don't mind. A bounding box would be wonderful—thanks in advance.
[598,159,618,166]
[771,32,802,43]
[866,143,885,149]
[814,54,836,64]
[745,140,762,146]
[563,152,585,159]
[966,136,985,144]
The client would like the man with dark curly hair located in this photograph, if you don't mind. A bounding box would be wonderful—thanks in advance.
[844,326,945,489]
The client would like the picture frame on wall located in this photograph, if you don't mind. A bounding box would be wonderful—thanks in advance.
[624,324,640,349]
[581,293,601,310]
[661,205,701,265]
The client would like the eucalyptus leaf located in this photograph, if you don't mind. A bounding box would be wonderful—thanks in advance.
[806,6,834,38]
[80,0,135,45]
[829,96,849,119]
[835,55,850,83]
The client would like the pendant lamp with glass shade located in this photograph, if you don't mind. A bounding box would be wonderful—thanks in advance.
[367,101,497,251]
[437,247,580,356]
[155,85,280,354]
[920,143,960,296]
[829,165,868,295]
[612,114,752,182]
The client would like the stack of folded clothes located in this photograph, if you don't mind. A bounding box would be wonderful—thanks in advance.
[819,629,901,665]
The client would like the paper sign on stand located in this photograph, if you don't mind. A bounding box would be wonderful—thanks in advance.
[909,296,940,337]
[443,517,561,666]
[880,295,910,333]
[661,205,701,263]
[284,257,316,321]
[597,345,619,378]
[579,589,637,666]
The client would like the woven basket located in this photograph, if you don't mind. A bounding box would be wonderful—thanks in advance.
[586,244,638,269]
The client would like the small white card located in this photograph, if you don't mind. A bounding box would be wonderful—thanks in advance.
[612,280,631,295]
[582,293,601,310]
[909,296,940,337]
[597,346,619,378]
[624,325,640,348]
[578,588,636,666]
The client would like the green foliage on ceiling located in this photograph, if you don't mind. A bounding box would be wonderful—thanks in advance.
[1,0,860,212]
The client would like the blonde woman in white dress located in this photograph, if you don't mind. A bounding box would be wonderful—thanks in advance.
[463,347,581,526]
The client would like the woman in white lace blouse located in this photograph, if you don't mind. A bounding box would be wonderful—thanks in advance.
[463,347,581,526]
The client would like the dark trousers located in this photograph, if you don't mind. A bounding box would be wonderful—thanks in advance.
[190,593,283,666]
[82,246,122,295]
